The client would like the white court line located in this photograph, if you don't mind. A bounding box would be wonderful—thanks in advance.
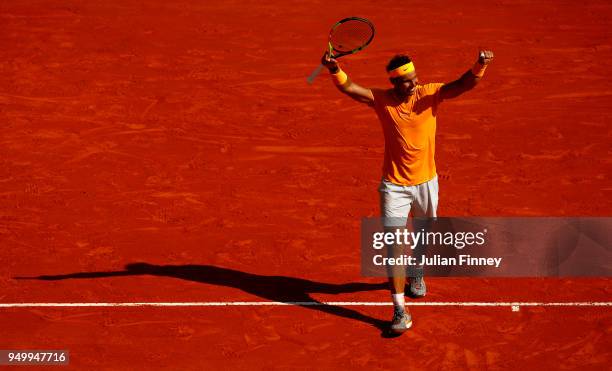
[0,302,611,308]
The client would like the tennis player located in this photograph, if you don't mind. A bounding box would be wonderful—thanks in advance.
[322,49,494,334]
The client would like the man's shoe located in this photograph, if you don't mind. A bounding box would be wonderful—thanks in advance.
[409,275,426,298]
[390,307,412,334]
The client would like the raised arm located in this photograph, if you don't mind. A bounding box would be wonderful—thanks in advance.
[440,50,494,100]
[321,51,374,106]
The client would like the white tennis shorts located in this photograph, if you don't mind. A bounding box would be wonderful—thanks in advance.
[378,175,439,226]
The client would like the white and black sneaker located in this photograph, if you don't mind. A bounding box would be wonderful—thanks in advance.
[407,266,426,298]
[390,307,412,334]
[409,275,426,298]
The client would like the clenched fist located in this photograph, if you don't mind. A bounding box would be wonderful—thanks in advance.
[321,50,340,73]
[478,50,494,65]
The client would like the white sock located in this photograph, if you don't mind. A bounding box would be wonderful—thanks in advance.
[392,293,405,309]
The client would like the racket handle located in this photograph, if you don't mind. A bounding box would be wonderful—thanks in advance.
[306,64,326,84]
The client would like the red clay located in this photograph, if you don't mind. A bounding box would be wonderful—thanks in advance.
[1,0,611,369]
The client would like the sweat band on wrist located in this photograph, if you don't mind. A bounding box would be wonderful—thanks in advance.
[331,69,348,85]
[471,62,488,78]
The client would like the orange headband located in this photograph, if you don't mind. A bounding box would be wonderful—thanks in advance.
[388,62,415,78]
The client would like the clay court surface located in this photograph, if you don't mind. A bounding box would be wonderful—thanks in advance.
[1,0,611,369]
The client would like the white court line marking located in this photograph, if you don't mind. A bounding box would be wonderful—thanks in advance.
[0,302,611,308]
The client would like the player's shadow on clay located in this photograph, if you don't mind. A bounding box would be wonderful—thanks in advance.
[17,263,392,333]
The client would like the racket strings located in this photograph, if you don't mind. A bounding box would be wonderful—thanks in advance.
[330,20,374,53]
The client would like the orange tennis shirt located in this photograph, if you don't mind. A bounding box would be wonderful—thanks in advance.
[371,83,445,186]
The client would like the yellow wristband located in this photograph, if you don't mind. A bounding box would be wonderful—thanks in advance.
[471,62,488,78]
[331,69,348,85]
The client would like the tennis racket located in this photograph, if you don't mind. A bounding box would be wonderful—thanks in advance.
[306,17,375,84]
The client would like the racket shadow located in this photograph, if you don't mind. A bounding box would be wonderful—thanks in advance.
[16,263,390,332]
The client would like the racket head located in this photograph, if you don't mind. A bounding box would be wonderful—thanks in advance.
[328,17,375,58]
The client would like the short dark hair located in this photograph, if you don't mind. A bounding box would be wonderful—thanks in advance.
[386,54,412,72]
